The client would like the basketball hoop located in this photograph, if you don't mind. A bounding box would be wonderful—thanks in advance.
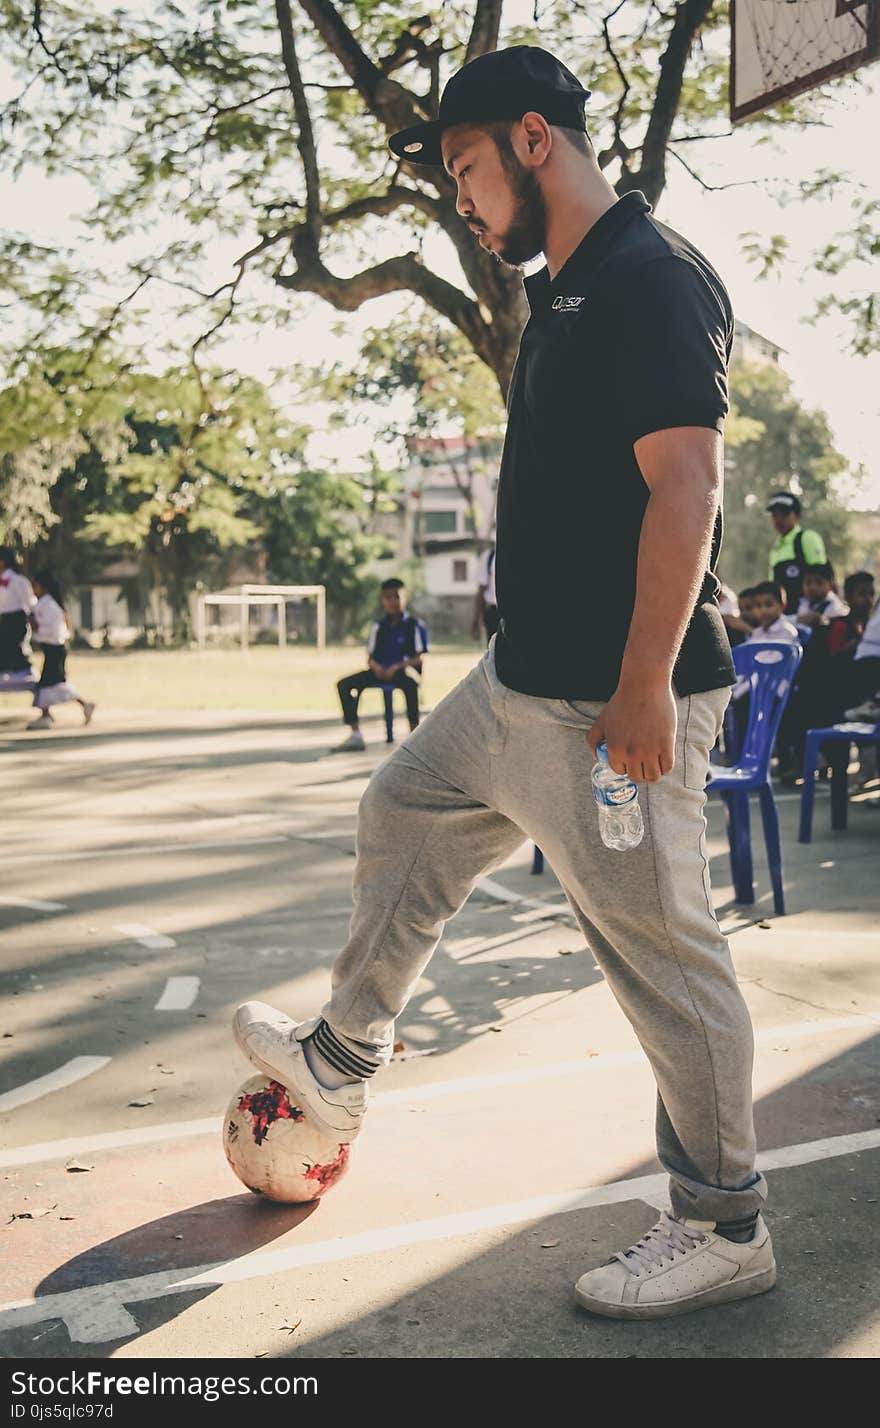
[731,0,880,123]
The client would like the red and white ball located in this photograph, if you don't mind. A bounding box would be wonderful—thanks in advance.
[223,1074,352,1204]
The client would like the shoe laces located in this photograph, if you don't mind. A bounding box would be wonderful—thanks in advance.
[614,1213,709,1276]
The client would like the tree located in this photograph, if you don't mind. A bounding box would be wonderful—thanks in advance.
[0,352,390,636]
[3,0,866,406]
[0,351,130,548]
[721,360,855,593]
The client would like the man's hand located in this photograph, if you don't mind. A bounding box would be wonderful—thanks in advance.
[587,676,677,783]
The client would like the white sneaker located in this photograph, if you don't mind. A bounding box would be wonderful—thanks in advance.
[574,1211,776,1320]
[330,730,366,753]
[26,714,53,731]
[82,701,96,726]
[232,1001,368,1142]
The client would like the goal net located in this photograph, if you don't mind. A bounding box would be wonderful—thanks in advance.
[196,585,326,652]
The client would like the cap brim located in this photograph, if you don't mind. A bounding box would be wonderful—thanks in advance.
[388,121,445,167]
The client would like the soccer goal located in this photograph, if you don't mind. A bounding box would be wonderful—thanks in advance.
[196,584,326,652]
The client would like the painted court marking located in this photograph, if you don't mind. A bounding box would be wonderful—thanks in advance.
[2,1011,877,1167]
[0,896,66,912]
[0,1057,111,1114]
[1,1126,878,1344]
[0,836,288,867]
[477,877,570,919]
[154,976,200,1011]
[113,924,176,951]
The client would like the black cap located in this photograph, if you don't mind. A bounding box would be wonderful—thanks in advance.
[766,491,802,515]
[389,46,591,168]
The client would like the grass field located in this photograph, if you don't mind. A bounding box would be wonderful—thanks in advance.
[0,643,484,717]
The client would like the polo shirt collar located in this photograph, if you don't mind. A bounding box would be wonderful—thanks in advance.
[523,191,651,313]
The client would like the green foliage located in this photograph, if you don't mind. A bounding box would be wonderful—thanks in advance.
[721,360,854,592]
[2,349,388,636]
[2,0,873,378]
[317,309,506,443]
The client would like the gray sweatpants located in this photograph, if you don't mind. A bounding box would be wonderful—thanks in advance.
[322,643,766,1222]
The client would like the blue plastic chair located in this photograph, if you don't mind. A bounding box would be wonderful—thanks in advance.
[707,641,802,916]
[375,684,403,743]
[798,720,880,842]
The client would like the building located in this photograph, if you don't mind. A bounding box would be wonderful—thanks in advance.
[399,435,502,633]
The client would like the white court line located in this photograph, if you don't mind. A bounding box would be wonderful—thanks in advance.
[1,1126,878,1344]
[477,876,569,918]
[3,1011,877,1167]
[0,1057,111,1113]
[154,976,200,1011]
[0,836,288,867]
[0,896,66,912]
[114,923,176,951]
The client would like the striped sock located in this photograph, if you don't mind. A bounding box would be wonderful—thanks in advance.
[714,1212,759,1244]
[305,1019,378,1085]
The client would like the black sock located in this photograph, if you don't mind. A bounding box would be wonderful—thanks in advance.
[715,1212,759,1244]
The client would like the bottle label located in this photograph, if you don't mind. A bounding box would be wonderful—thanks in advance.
[593,782,638,808]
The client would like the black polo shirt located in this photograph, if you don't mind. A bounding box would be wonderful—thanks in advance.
[493,190,736,701]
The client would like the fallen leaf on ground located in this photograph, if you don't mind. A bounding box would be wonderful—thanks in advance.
[11,1205,56,1220]
[392,1040,405,1053]
[65,1161,94,1173]
[254,1351,268,1358]
[129,1097,155,1107]
[489,1025,503,1033]
[59,1216,76,1222]
[541,1239,560,1248]
[394,1048,437,1062]
[278,1321,302,1336]
[757,921,771,930]
[557,948,574,956]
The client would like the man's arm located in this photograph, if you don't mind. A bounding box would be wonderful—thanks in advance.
[587,427,723,782]
[803,529,827,565]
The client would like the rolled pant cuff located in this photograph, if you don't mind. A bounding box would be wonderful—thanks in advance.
[669,1169,768,1224]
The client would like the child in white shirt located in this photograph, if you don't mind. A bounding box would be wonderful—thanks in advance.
[28,571,95,730]
[746,582,800,645]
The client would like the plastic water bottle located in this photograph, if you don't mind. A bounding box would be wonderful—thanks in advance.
[591,741,644,851]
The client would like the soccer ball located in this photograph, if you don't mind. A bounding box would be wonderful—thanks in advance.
[222,1074,353,1204]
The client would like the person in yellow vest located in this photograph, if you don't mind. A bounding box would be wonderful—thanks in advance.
[766,492,826,613]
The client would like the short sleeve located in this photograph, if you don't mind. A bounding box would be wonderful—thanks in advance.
[613,257,731,445]
[803,529,827,565]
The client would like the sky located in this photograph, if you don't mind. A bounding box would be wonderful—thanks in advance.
[2,4,879,505]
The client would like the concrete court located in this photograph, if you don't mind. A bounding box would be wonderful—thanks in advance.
[0,701,878,1360]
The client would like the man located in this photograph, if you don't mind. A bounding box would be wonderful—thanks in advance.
[470,544,499,644]
[766,492,827,612]
[330,579,428,753]
[236,46,774,1320]
[0,546,36,673]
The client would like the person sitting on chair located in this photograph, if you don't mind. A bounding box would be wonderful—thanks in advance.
[331,579,428,753]
[795,562,848,629]
[0,546,36,674]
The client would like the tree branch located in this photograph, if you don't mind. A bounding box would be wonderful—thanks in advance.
[275,0,321,249]
[275,242,493,365]
[294,0,429,131]
[465,0,504,64]
[597,2,634,177]
[620,0,715,205]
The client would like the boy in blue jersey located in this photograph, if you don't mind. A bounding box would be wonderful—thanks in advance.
[331,579,428,752]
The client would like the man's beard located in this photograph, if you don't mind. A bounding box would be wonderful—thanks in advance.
[496,161,547,268]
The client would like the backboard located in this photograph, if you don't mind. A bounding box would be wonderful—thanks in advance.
[731,0,880,122]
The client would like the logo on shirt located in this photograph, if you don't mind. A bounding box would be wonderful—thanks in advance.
[551,295,584,312]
